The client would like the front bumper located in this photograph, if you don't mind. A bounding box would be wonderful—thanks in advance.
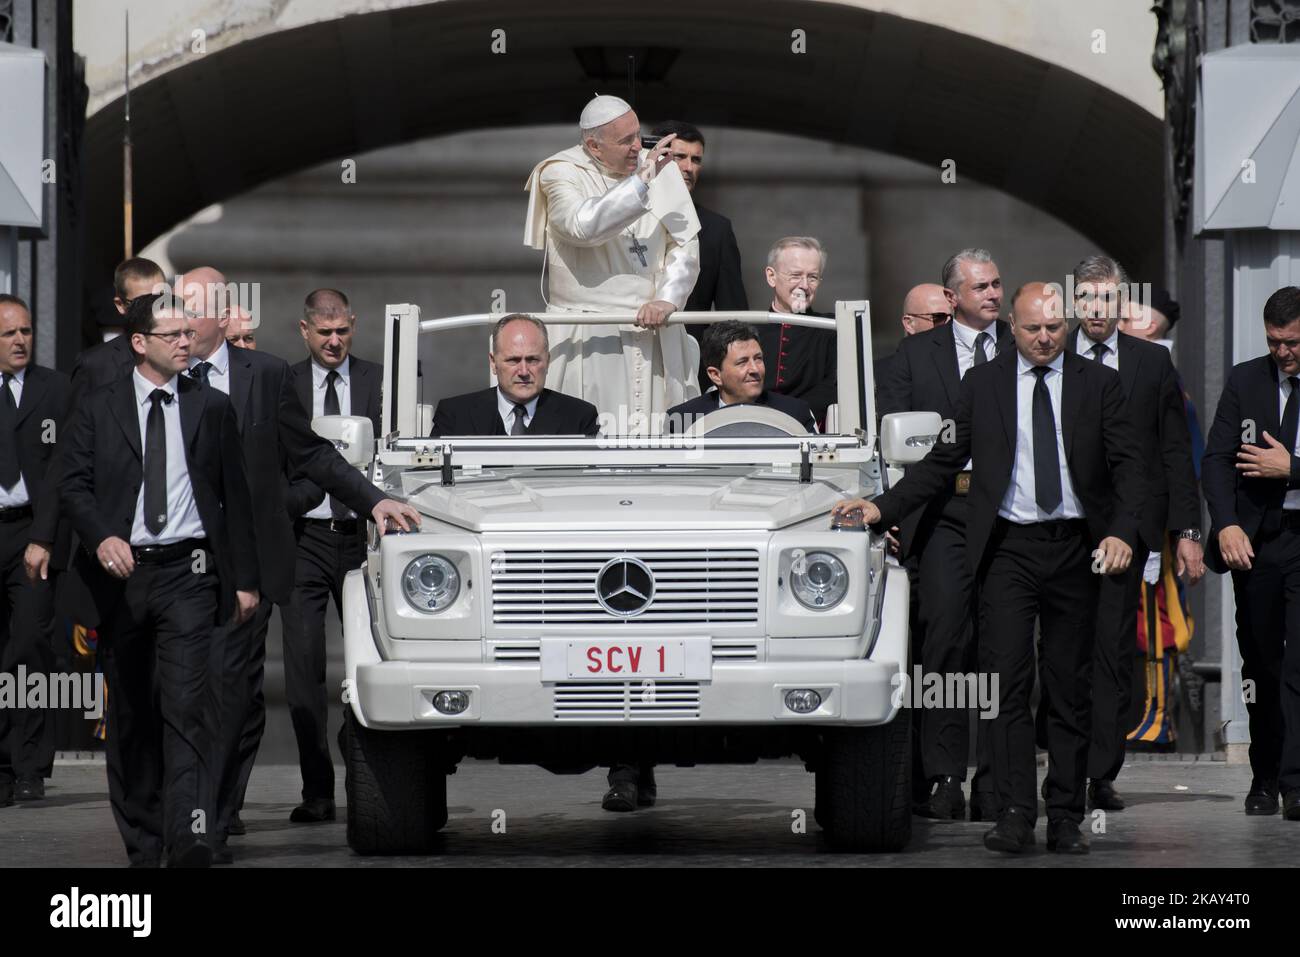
[351,657,901,728]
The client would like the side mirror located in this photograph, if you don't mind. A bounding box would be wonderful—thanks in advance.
[312,415,375,469]
[880,411,942,466]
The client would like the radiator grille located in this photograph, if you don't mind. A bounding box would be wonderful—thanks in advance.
[553,681,701,720]
[491,549,760,626]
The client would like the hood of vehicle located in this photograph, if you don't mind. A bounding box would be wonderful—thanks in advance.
[399,468,861,532]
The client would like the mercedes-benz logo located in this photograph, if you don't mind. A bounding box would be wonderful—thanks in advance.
[595,557,655,617]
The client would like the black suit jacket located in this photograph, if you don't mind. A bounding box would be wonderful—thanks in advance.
[68,334,134,410]
[1067,330,1200,552]
[219,347,386,602]
[430,388,600,437]
[56,375,259,621]
[873,349,1145,574]
[876,320,1011,555]
[10,365,73,563]
[1203,355,1300,573]
[666,390,817,434]
[686,206,748,314]
[285,356,384,517]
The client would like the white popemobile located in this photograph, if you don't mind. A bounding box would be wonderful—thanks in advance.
[316,302,939,854]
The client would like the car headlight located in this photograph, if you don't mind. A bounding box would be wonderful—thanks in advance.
[401,554,460,613]
[790,550,849,610]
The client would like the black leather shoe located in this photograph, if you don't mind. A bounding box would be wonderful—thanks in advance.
[289,798,336,823]
[968,791,996,823]
[0,782,12,808]
[916,776,966,820]
[1245,778,1279,816]
[983,808,1035,853]
[1088,779,1125,811]
[128,857,161,869]
[601,781,638,812]
[1046,819,1090,854]
[212,841,234,865]
[166,838,213,869]
[14,776,45,802]
[1283,790,1300,821]
[228,812,246,836]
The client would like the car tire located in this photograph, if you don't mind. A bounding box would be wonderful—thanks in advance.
[343,709,448,854]
[817,718,912,852]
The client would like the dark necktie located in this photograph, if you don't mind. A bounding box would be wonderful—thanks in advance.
[324,370,341,416]
[510,403,528,436]
[0,373,19,489]
[1089,342,1109,363]
[144,389,172,535]
[1031,366,1063,514]
[322,371,350,518]
[973,332,991,365]
[190,361,212,385]
[1281,376,1300,461]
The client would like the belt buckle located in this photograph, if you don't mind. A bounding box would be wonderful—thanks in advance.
[954,472,972,495]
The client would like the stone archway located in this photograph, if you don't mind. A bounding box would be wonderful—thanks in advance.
[81,0,1162,336]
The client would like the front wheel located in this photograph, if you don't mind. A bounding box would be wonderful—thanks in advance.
[816,718,912,852]
[342,710,448,854]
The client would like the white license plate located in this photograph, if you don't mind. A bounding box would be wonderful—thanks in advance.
[567,640,685,679]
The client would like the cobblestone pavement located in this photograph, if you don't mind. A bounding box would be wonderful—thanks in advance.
[0,757,1290,868]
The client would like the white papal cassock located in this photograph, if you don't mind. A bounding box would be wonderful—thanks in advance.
[524,144,702,432]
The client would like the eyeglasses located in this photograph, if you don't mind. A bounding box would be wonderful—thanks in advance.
[904,312,952,325]
[779,272,822,285]
[142,329,197,343]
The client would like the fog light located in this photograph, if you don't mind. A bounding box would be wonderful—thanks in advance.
[784,689,822,714]
[433,690,470,715]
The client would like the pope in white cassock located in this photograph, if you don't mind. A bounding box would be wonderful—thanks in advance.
[524,95,703,432]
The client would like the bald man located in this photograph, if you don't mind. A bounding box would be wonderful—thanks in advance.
[836,281,1144,855]
[874,283,952,402]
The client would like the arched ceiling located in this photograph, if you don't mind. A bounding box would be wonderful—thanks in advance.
[81,0,1164,287]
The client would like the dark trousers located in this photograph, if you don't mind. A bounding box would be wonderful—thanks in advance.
[979,519,1097,825]
[1231,525,1300,793]
[100,555,219,864]
[1087,544,1148,783]
[0,516,54,786]
[280,521,363,802]
[914,495,990,792]
[210,597,274,839]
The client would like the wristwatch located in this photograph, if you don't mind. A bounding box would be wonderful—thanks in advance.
[1177,528,1202,543]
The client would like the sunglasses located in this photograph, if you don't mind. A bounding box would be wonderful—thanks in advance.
[905,312,952,325]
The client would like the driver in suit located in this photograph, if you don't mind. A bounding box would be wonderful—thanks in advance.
[667,321,817,434]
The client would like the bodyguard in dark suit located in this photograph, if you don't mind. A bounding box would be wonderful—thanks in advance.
[1064,256,1204,811]
[68,258,167,410]
[432,314,599,438]
[0,296,70,806]
[876,252,1009,821]
[278,288,407,824]
[648,122,749,393]
[57,295,261,867]
[838,282,1144,855]
[1204,285,1300,820]
[172,274,420,853]
[666,320,817,433]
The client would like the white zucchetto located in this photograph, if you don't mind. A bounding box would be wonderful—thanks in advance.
[579,94,633,131]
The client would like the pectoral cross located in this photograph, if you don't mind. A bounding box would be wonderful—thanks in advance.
[628,237,648,268]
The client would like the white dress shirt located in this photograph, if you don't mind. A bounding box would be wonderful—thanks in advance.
[1075,326,1120,372]
[1281,373,1300,512]
[306,357,354,520]
[189,339,232,395]
[497,387,539,433]
[998,352,1085,524]
[0,368,30,506]
[130,370,206,546]
[952,319,996,379]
